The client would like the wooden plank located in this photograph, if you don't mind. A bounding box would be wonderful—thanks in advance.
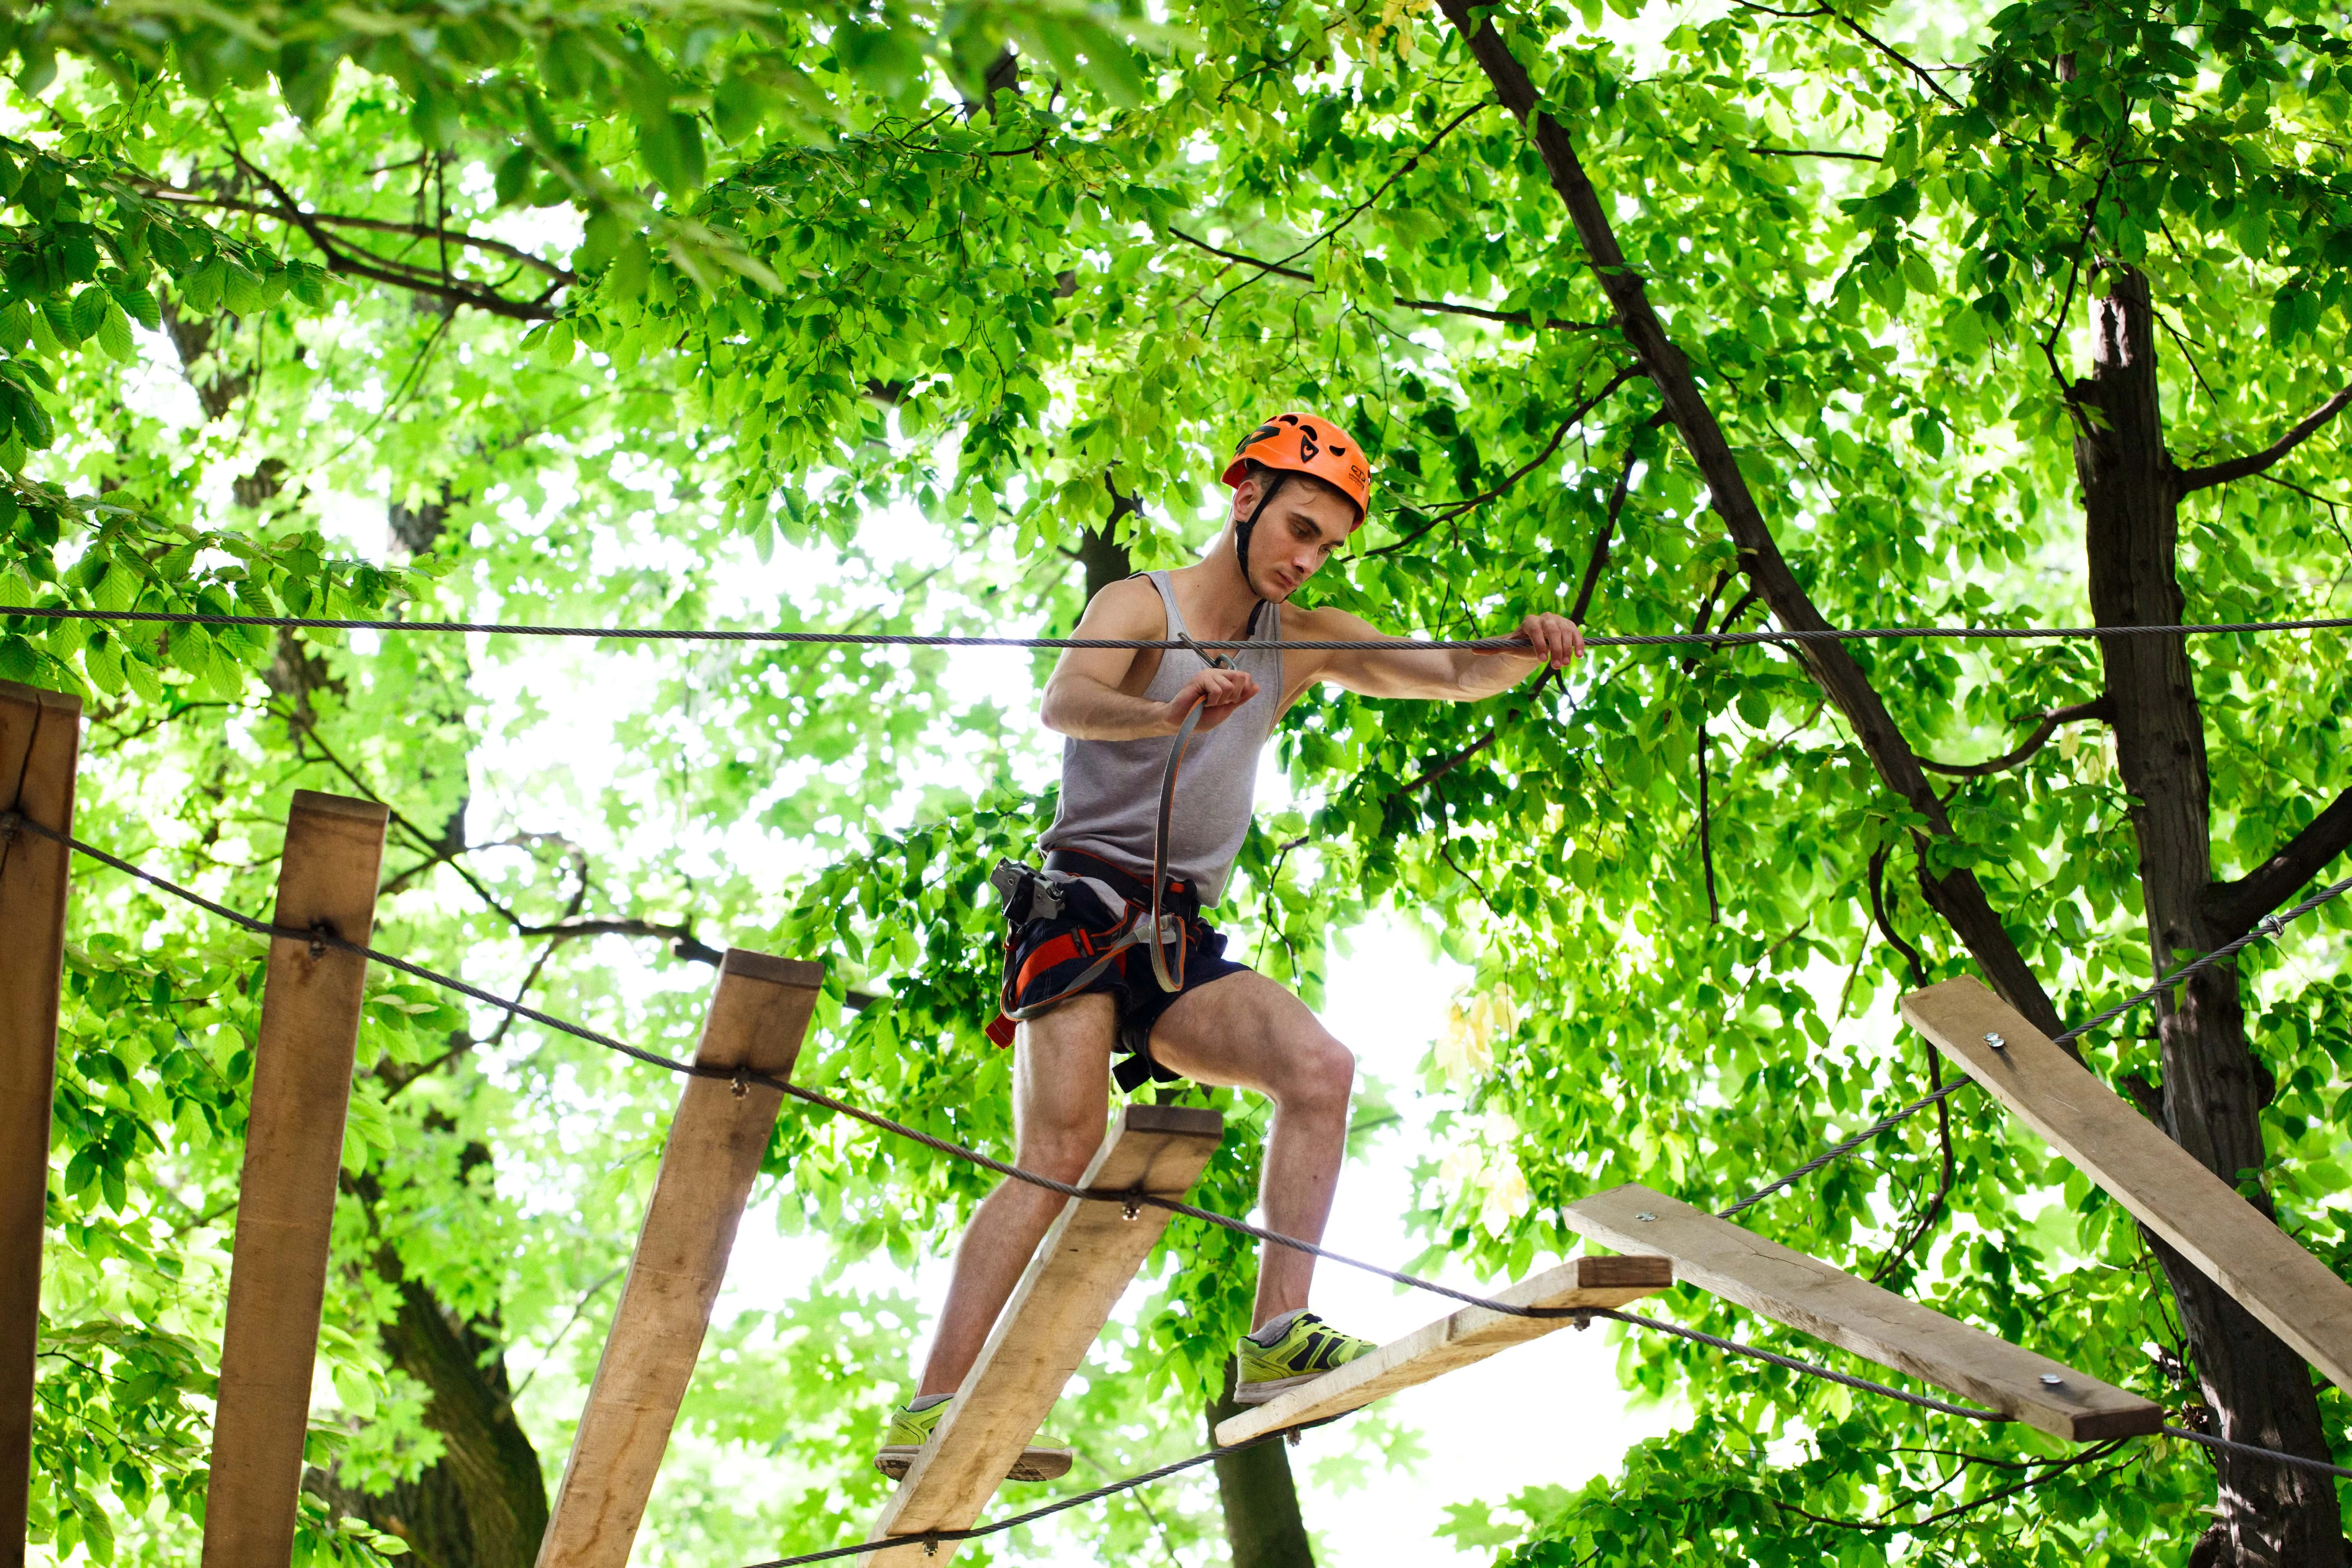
[861,1105,1224,1566]
[1904,975,2352,1397]
[201,791,389,1568]
[0,680,80,1568]
[536,949,823,1568]
[1213,1254,1673,1446]
[1563,1182,2161,1440]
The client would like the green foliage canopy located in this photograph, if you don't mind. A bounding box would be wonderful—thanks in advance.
[4,0,2350,1561]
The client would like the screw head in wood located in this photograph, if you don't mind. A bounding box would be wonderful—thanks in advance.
[2039,1373,2064,1387]
[1635,1211,1656,1222]
[1985,1032,2007,1049]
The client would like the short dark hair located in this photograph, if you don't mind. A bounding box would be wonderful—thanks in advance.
[1239,458,1358,516]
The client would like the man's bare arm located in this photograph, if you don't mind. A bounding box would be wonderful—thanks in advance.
[1298,607,1581,702]
[1041,579,1263,739]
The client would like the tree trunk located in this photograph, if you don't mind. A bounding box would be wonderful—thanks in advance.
[310,1272,550,1568]
[2075,265,2343,1568]
[1434,0,2062,1036]
[1207,1358,1315,1568]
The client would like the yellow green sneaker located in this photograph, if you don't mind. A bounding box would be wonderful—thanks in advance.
[1234,1310,1379,1405]
[875,1394,1074,1483]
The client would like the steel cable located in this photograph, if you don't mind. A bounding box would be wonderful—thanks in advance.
[5,601,2352,650]
[735,1416,1347,1567]
[1714,874,2352,1220]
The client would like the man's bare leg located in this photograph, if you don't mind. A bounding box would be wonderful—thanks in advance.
[1147,971,1356,1331]
[914,994,1114,1398]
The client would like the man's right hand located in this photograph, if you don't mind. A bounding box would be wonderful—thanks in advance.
[1165,666,1260,733]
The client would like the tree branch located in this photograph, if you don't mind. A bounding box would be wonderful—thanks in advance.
[1437,0,2062,1033]
[1165,225,1605,331]
[1365,363,1640,557]
[142,184,577,282]
[2176,386,2352,493]
[2202,784,2352,942]
[226,149,561,321]
[1917,696,2112,778]
[1697,718,1721,924]
[1745,145,1881,161]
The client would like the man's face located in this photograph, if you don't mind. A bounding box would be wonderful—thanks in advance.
[1232,474,1358,601]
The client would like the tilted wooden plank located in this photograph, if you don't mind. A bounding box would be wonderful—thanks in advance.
[0,680,80,1568]
[1564,1183,2161,1441]
[1213,1254,1673,1446]
[1904,975,2352,1396]
[202,790,389,1568]
[861,1105,1224,1566]
[536,949,823,1568]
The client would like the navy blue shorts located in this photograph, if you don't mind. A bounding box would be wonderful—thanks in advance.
[992,849,1252,1091]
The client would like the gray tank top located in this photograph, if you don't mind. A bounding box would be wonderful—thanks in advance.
[1040,572,1282,906]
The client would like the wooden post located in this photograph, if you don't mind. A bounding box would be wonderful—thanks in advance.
[536,950,823,1568]
[1563,1183,2161,1440]
[0,680,80,1568]
[1213,1253,1672,1446]
[1903,976,2352,1396]
[861,1105,1224,1566]
[200,790,388,1568]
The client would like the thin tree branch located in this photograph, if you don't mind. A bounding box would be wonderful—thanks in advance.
[1229,99,1496,294]
[1917,696,2112,778]
[1365,364,1641,558]
[507,1264,627,1403]
[1745,145,1881,161]
[1570,417,1658,623]
[2176,386,2352,493]
[225,148,561,321]
[143,184,577,282]
[1697,718,1721,924]
[1165,225,1605,331]
[1390,666,1560,802]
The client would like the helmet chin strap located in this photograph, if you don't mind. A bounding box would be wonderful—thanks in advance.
[1232,472,1287,606]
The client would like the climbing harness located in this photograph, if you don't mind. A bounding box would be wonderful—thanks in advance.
[984,631,1235,1047]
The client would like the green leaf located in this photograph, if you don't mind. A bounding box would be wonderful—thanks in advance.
[68,287,107,341]
[96,301,134,363]
[494,145,535,206]
[109,281,162,330]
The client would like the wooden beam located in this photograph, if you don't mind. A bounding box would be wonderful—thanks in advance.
[1904,975,2352,1396]
[537,949,823,1568]
[0,681,80,1568]
[861,1105,1224,1566]
[1213,1254,1672,1446]
[201,791,389,1568]
[1563,1183,2161,1440]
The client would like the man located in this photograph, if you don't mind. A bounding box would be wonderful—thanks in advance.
[880,409,1586,1476]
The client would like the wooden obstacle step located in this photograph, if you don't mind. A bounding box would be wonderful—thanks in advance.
[1213,1254,1672,1447]
[537,950,823,1568]
[1904,976,2352,1397]
[861,1104,1224,1567]
[1,680,81,1565]
[1563,1183,2161,1440]
[203,791,391,1568]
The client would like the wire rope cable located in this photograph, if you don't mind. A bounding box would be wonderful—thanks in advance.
[1715,873,2352,1220]
[7,601,2352,650]
[736,1417,1346,1567]
[2163,1425,2352,1481]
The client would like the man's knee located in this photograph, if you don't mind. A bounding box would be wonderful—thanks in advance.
[1016,1114,1107,1183]
[1274,1029,1355,1113]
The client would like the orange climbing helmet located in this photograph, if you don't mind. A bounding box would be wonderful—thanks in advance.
[1221,410,1372,523]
